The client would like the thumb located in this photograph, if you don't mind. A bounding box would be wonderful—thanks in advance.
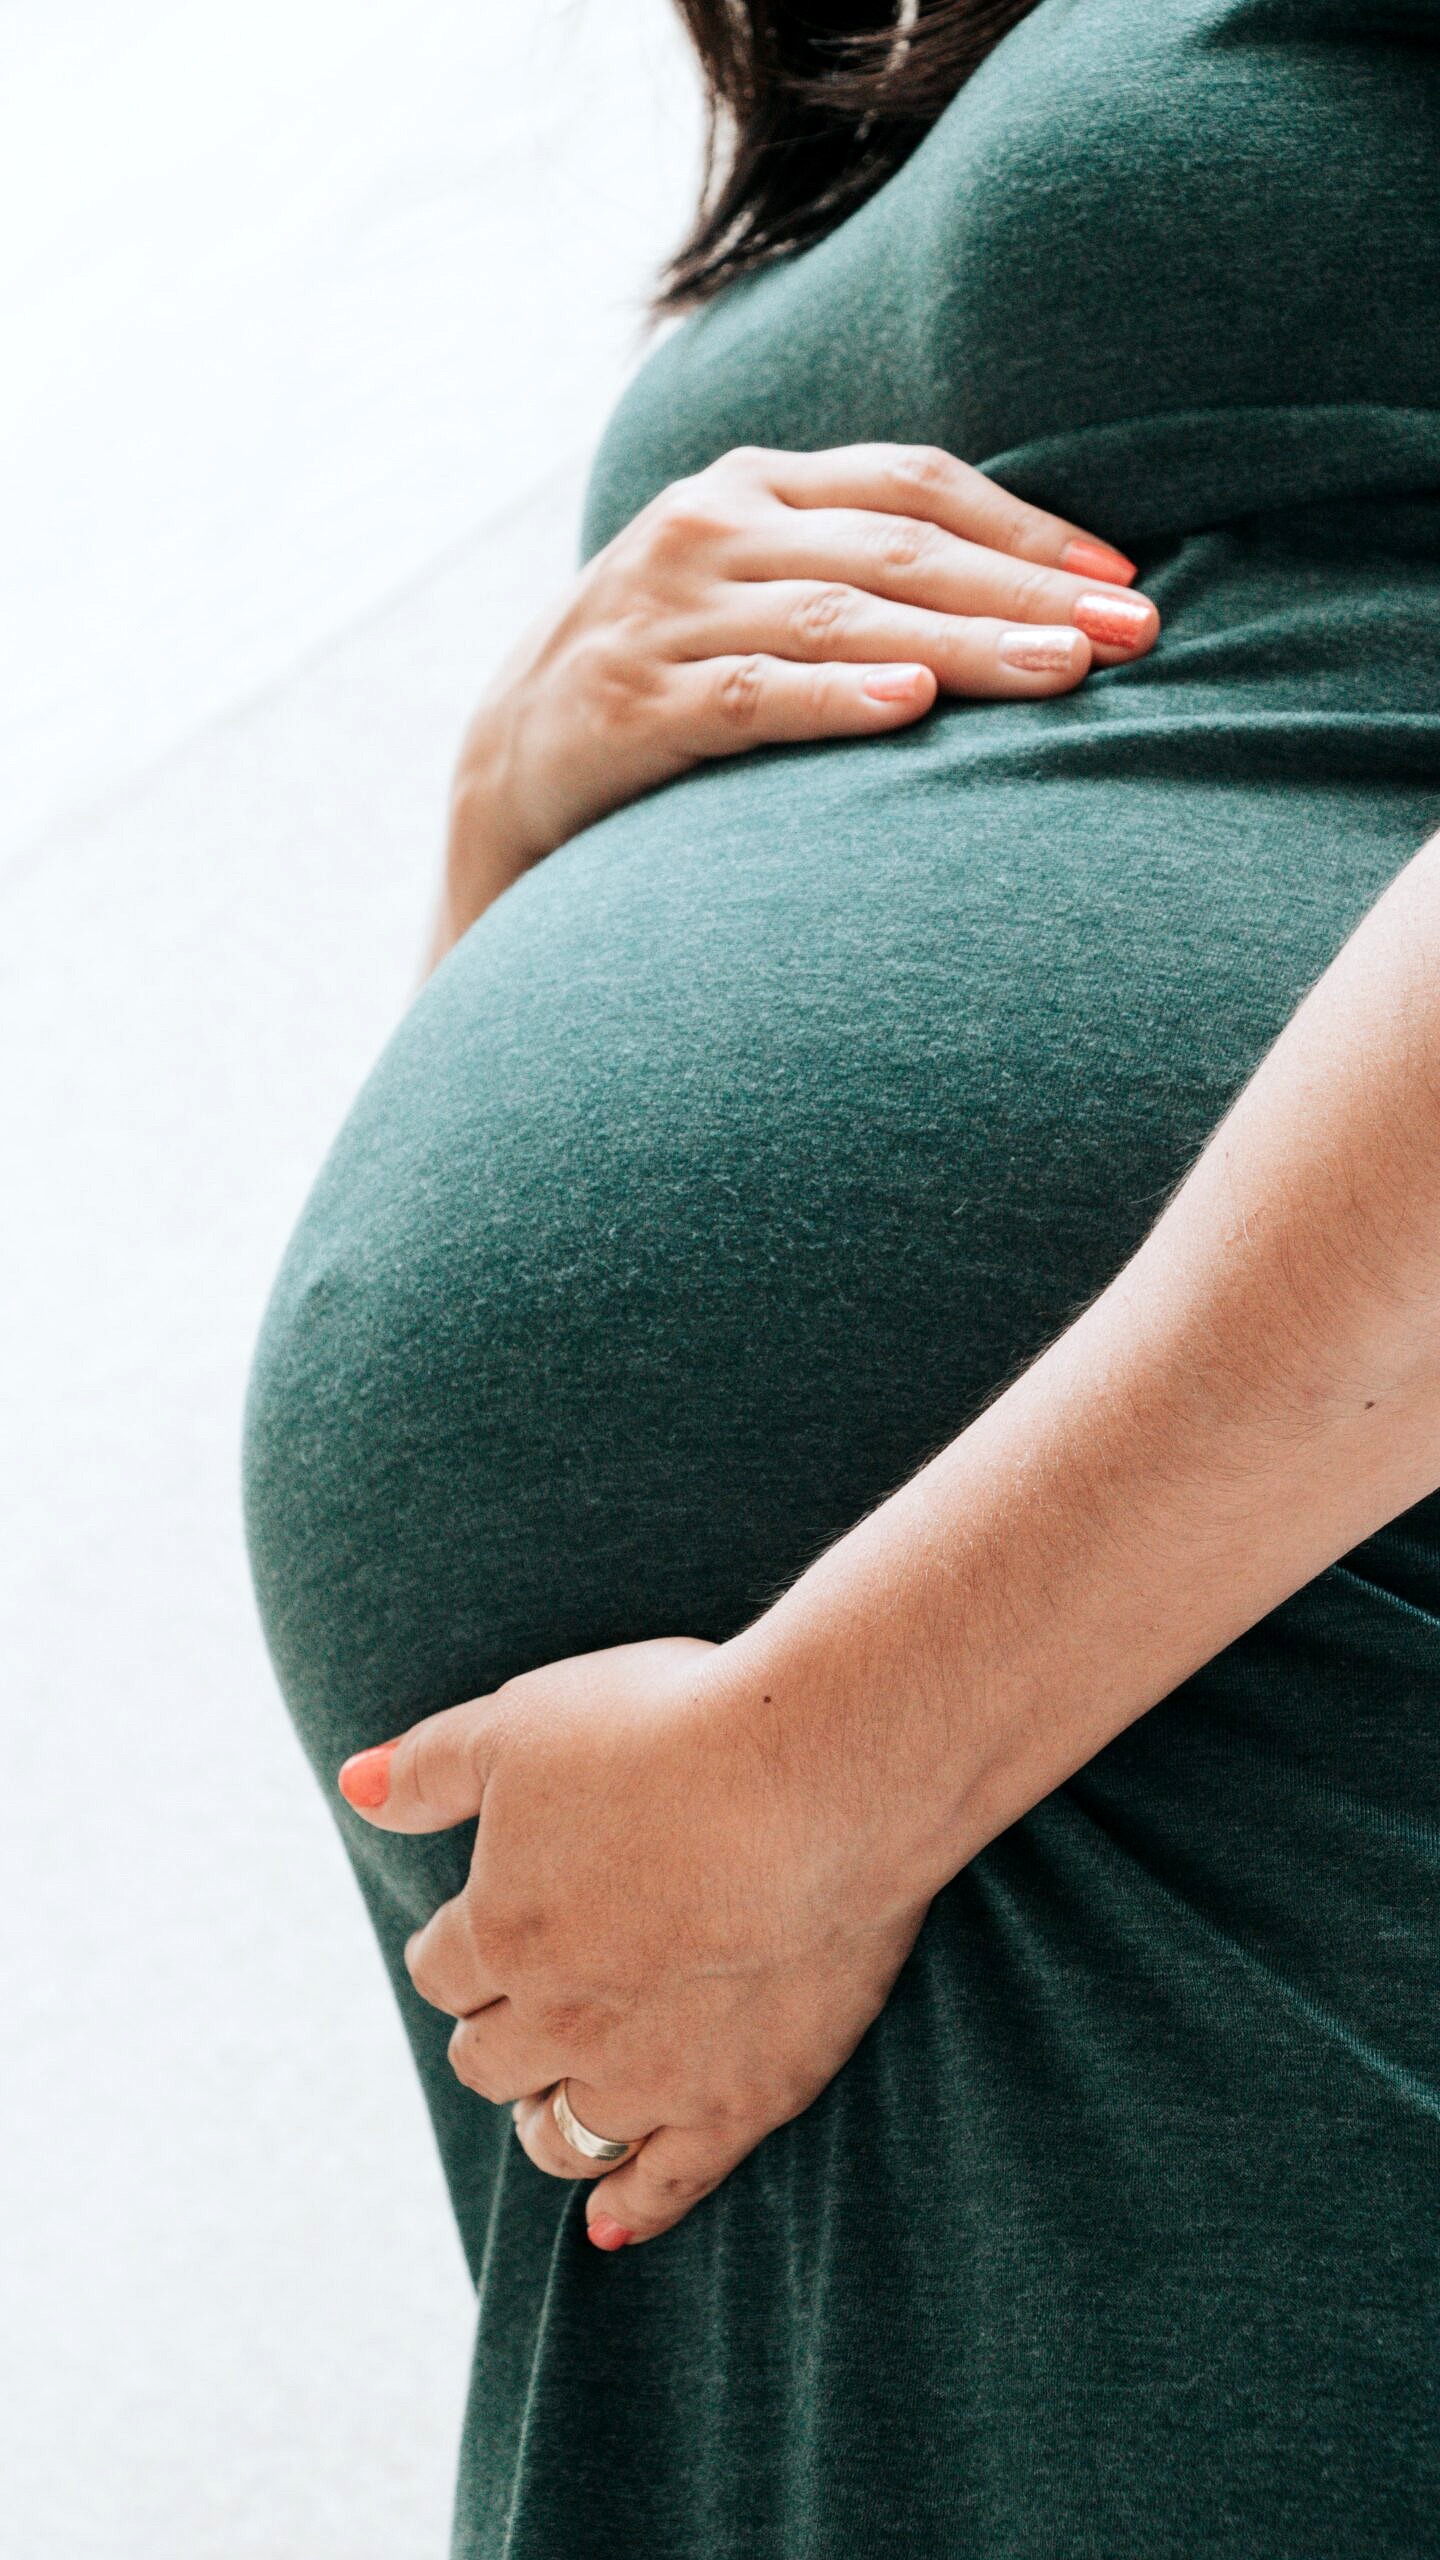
[337,1696,494,1832]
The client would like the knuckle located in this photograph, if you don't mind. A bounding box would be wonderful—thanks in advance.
[644,475,733,559]
[689,2073,771,2133]
[652,2165,719,2207]
[534,1996,594,2048]
[489,1902,548,1968]
[984,496,1035,553]
[582,634,666,736]
[713,443,767,478]
[405,1938,453,2010]
[1009,562,1060,617]
[463,1715,494,1789]
[790,583,853,647]
[875,518,933,575]
[715,655,767,730]
[891,443,954,500]
[408,1723,452,1818]
[801,665,841,728]
[695,2088,748,2133]
[463,1899,543,1980]
[704,2066,811,2130]
[447,2022,505,2103]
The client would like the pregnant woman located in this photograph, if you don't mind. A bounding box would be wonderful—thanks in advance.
[244,2,1440,2552]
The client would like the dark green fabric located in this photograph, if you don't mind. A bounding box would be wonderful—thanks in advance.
[244,3,1440,2550]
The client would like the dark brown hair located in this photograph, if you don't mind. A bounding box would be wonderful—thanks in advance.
[657,2,1043,313]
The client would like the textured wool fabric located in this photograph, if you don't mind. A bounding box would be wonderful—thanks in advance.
[244,3,1440,2552]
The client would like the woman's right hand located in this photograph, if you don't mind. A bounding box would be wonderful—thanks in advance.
[437,441,1157,954]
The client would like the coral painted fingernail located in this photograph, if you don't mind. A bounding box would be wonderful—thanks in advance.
[861,664,926,703]
[588,2215,633,2251]
[1061,537,1137,585]
[997,625,1086,675]
[1072,592,1156,651]
[338,1741,400,1810]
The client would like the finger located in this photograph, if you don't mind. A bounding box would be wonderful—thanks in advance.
[667,634,1082,763]
[336,1693,499,1833]
[583,2124,750,2248]
[685,581,1091,698]
[443,2001,574,2105]
[748,442,1137,584]
[663,651,937,752]
[510,2084,653,2183]
[728,511,1158,664]
[403,1892,507,2017]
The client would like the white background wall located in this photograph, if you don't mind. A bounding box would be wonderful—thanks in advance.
[0,6,698,2551]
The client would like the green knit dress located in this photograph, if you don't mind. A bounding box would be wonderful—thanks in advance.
[244,3,1440,2550]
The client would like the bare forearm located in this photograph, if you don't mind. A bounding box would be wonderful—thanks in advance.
[719,826,1440,1908]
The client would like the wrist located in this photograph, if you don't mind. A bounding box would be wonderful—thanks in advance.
[440,703,541,945]
[698,1332,1140,1915]
[702,1530,978,1923]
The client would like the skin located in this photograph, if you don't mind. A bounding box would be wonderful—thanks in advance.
[343,441,1440,2250]
[430,442,1155,966]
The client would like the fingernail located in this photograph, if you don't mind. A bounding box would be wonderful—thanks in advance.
[587,2215,633,2251]
[1061,537,1137,586]
[996,625,1086,675]
[861,664,925,702]
[338,1741,400,1810]
[1072,592,1155,651]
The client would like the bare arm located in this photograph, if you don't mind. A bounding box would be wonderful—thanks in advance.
[722,820,1440,1915]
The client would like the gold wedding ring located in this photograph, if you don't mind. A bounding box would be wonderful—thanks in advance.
[551,2081,634,2164]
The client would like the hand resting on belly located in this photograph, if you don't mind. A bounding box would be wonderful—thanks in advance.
[338,1634,933,2249]
[433,439,1156,964]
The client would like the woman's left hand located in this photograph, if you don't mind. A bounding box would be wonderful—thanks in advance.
[338,1636,931,2249]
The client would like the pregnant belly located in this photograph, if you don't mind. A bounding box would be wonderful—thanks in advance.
[244,708,1421,1730]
